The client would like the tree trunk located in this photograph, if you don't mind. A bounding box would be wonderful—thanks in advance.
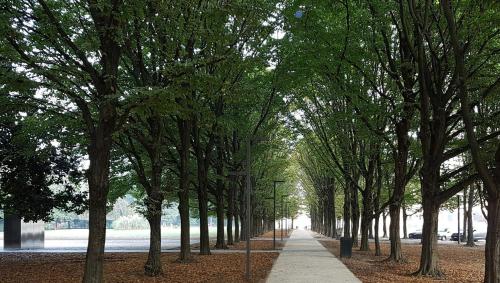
[215,191,226,248]
[375,214,381,256]
[197,184,210,255]
[466,185,475,247]
[193,123,211,255]
[369,221,374,239]
[227,183,234,245]
[403,205,408,239]
[215,138,226,249]
[177,119,191,262]
[234,184,240,243]
[343,168,351,238]
[144,193,163,276]
[463,188,468,241]
[83,189,108,283]
[83,123,114,283]
[239,184,247,241]
[351,184,360,247]
[360,217,370,251]
[382,211,388,238]
[388,203,403,261]
[331,178,337,237]
[360,162,374,251]
[360,187,373,251]
[415,198,442,276]
[197,193,210,255]
[386,104,413,261]
[484,194,499,283]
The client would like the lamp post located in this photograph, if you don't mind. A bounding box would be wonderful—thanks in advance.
[272,181,285,250]
[243,136,267,280]
[281,194,289,241]
[285,201,288,236]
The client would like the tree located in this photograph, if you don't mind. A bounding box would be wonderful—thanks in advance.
[0,105,87,221]
[2,1,141,281]
[441,1,500,281]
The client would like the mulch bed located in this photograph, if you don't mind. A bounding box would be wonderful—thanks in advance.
[319,240,485,283]
[0,252,279,283]
[191,239,284,250]
[229,240,284,250]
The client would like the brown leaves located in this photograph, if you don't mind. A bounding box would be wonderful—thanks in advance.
[319,240,485,283]
[0,252,279,283]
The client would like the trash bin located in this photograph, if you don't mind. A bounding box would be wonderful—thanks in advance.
[340,237,352,258]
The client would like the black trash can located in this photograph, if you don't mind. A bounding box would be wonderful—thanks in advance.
[340,237,353,258]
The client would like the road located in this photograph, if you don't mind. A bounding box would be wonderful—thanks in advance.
[0,227,219,252]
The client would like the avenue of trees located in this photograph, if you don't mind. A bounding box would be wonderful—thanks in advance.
[1,0,299,282]
[0,0,498,283]
[286,1,499,283]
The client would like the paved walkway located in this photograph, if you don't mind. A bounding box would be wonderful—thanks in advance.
[266,229,360,283]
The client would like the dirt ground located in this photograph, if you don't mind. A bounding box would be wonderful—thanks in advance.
[229,240,284,250]
[319,239,485,283]
[190,239,284,250]
[0,252,279,283]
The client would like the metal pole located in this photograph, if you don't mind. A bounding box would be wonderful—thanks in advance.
[457,195,460,245]
[273,181,276,250]
[285,202,288,235]
[245,139,251,280]
[281,195,284,241]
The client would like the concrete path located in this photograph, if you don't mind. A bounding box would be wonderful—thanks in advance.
[266,229,360,283]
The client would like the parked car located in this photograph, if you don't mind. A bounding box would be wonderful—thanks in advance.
[409,231,422,239]
[451,232,463,241]
[451,230,487,241]
[437,229,451,240]
[473,231,486,241]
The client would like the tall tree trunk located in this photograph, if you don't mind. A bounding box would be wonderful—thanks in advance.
[387,105,414,261]
[360,216,370,251]
[402,205,408,239]
[197,190,210,255]
[415,189,442,277]
[484,194,499,283]
[215,191,226,248]
[234,184,240,243]
[463,188,468,241]
[331,178,337,238]
[374,152,382,256]
[375,214,381,256]
[369,221,374,239]
[388,203,403,261]
[343,180,351,238]
[215,138,226,249]
[177,119,191,262]
[239,183,247,241]
[144,192,164,276]
[360,187,373,251]
[193,124,211,255]
[382,210,388,238]
[466,185,475,247]
[227,181,234,245]
[83,121,114,283]
[360,158,375,251]
[351,183,360,247]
